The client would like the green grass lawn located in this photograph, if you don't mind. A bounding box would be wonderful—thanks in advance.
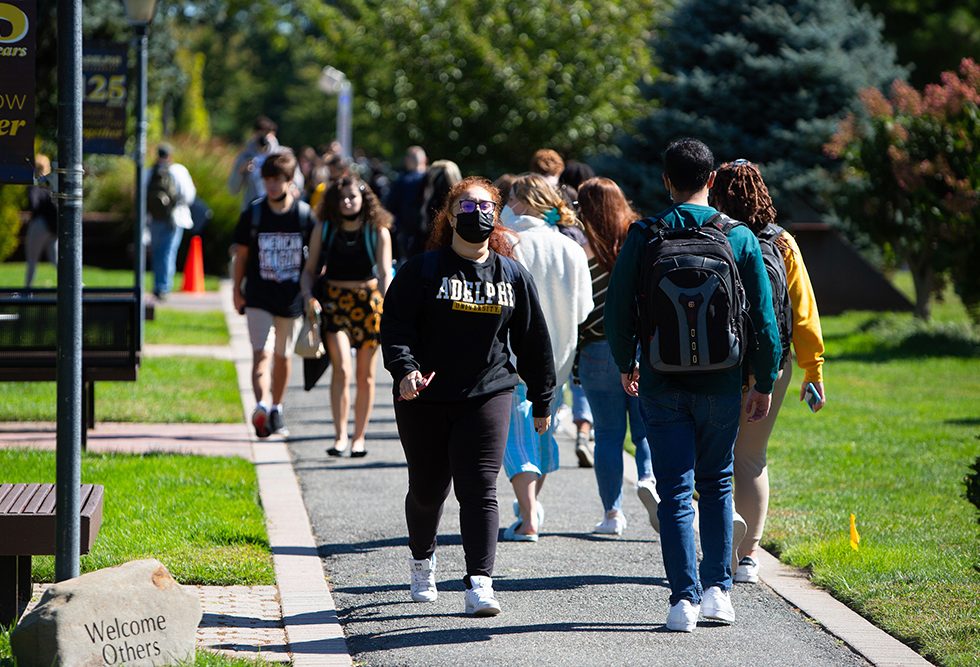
[146,307,230,346]
[0,357,242,422]
[0,262,221,292]
[762,288,979,666]
[0,449,273,585]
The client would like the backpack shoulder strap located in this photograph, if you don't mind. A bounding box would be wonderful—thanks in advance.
[364,224,377,263]
[296,200,312,229]
[320,218,333,245]
[630,216,667,238]
[421,249,441,284]
[706,212,744,235]
[498,255,521,284]
[250,198,264,241]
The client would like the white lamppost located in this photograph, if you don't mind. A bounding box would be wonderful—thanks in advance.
[318,66,353,158]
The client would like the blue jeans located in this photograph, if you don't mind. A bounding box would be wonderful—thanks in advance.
[570,383,593,424]
[578,341,653,512]
[639,389,741,605]
[150,220,184,297]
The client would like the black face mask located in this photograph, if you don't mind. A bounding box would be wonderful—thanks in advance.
[270,191,288,203]
[454,209,495,244]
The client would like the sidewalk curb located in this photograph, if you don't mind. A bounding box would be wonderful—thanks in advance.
[621,451,932,666]
[220,281,353,667]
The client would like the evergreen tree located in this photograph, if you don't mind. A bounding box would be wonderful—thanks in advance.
[598,0,904,219]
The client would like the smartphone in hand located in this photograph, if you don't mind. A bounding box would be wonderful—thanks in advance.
[804,382,822,412]
[397,371,435,402]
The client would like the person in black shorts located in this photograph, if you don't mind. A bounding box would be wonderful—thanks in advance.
[381,176,556,616]
[232,151,315,438]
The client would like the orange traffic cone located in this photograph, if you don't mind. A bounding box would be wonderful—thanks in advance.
[182,235,206,293]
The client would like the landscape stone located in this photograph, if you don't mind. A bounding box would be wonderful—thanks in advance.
[11,559,201,667]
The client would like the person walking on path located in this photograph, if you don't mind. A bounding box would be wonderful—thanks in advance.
[575,177,658,536]
[232,151,315,439]
[301,174,393,457]
[24,155,58,288]
[605,138,781,632]
[146,143,196,301]
[381,176,556,616]
[386,145,428,261]
[228,115,304,211]
[711,159,827,584]
[499,173,592,541]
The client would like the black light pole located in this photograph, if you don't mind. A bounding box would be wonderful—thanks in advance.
[123,0,157,345]
[54,0,84,582]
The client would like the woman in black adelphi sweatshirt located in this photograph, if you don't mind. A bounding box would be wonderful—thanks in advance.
[381,176,555,617]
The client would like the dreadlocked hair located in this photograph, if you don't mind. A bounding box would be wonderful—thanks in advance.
[712,161,779,234]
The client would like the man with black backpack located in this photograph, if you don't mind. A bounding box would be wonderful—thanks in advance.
[605,138,781,632]
[146,143,196,301]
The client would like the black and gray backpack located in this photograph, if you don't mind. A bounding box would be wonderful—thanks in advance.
[756,223,793,367]
[634,213,748,374]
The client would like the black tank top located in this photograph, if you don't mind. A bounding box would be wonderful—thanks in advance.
[324,225,375,281]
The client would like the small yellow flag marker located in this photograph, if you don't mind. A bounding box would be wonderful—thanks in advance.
[849,513,860,551]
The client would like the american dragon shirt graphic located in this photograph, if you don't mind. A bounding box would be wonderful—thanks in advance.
[257,232,304,283]
[435,276,516,314]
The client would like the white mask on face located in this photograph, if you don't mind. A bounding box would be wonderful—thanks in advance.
[499,204,518,228]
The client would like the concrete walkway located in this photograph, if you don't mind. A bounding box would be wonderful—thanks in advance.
[283,355,925,665]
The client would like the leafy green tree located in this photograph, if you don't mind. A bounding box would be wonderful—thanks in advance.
[0,187,24,262]
[826,59,980,321]
[300,0,661,173]
[597,0,904,218]
[862,0,980,88]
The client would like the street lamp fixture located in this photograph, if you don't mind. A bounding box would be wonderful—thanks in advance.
[318,66,353,159]
[121,0,156,346]
[122,0,157,25]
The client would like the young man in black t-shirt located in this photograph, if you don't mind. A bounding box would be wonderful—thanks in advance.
[232,151,315,437]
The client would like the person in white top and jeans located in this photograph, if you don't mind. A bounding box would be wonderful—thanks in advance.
[146,143,196,301]
[499,173,593,541]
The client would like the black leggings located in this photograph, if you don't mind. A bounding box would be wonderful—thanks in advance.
[394,390,513,577]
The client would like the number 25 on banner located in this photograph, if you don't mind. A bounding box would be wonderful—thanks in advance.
[86,75,125,103]
[0,3,29,44]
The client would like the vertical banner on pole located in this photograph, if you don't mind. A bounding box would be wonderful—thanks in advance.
[0,0,37,183]
[82,42,128,155]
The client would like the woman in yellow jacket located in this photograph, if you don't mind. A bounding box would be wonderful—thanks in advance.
[711,159,827,584]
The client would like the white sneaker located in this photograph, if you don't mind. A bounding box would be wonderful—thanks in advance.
[408,556,437,602]
[636,479,660,533]
[464,575,501,616]
[734,556,760,583]
[593,511,627,536]
[666,599,700,632]
[701,586,735,623]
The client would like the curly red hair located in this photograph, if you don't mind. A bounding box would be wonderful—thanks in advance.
[426,176,515,257]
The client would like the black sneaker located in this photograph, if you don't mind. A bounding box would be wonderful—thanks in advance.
[251,406,270,439]
[269,408,289,437]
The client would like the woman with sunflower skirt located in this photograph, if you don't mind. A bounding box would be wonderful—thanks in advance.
[302,174,394,457]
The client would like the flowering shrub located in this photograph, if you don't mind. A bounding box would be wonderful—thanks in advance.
[826,59,980,321]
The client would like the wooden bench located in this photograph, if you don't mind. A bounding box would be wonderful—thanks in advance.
[0,483,105,625]
[0,288,141,444]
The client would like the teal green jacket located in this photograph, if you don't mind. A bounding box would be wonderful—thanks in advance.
[605,203,781,396]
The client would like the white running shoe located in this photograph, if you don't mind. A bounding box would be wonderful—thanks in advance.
[593,511,627,536]
[408,556,437,602]
[636,479,660,533]
[701,586,735,624]
[734,556,760,583]
[666,599,700,632]
[464,575,501,616]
